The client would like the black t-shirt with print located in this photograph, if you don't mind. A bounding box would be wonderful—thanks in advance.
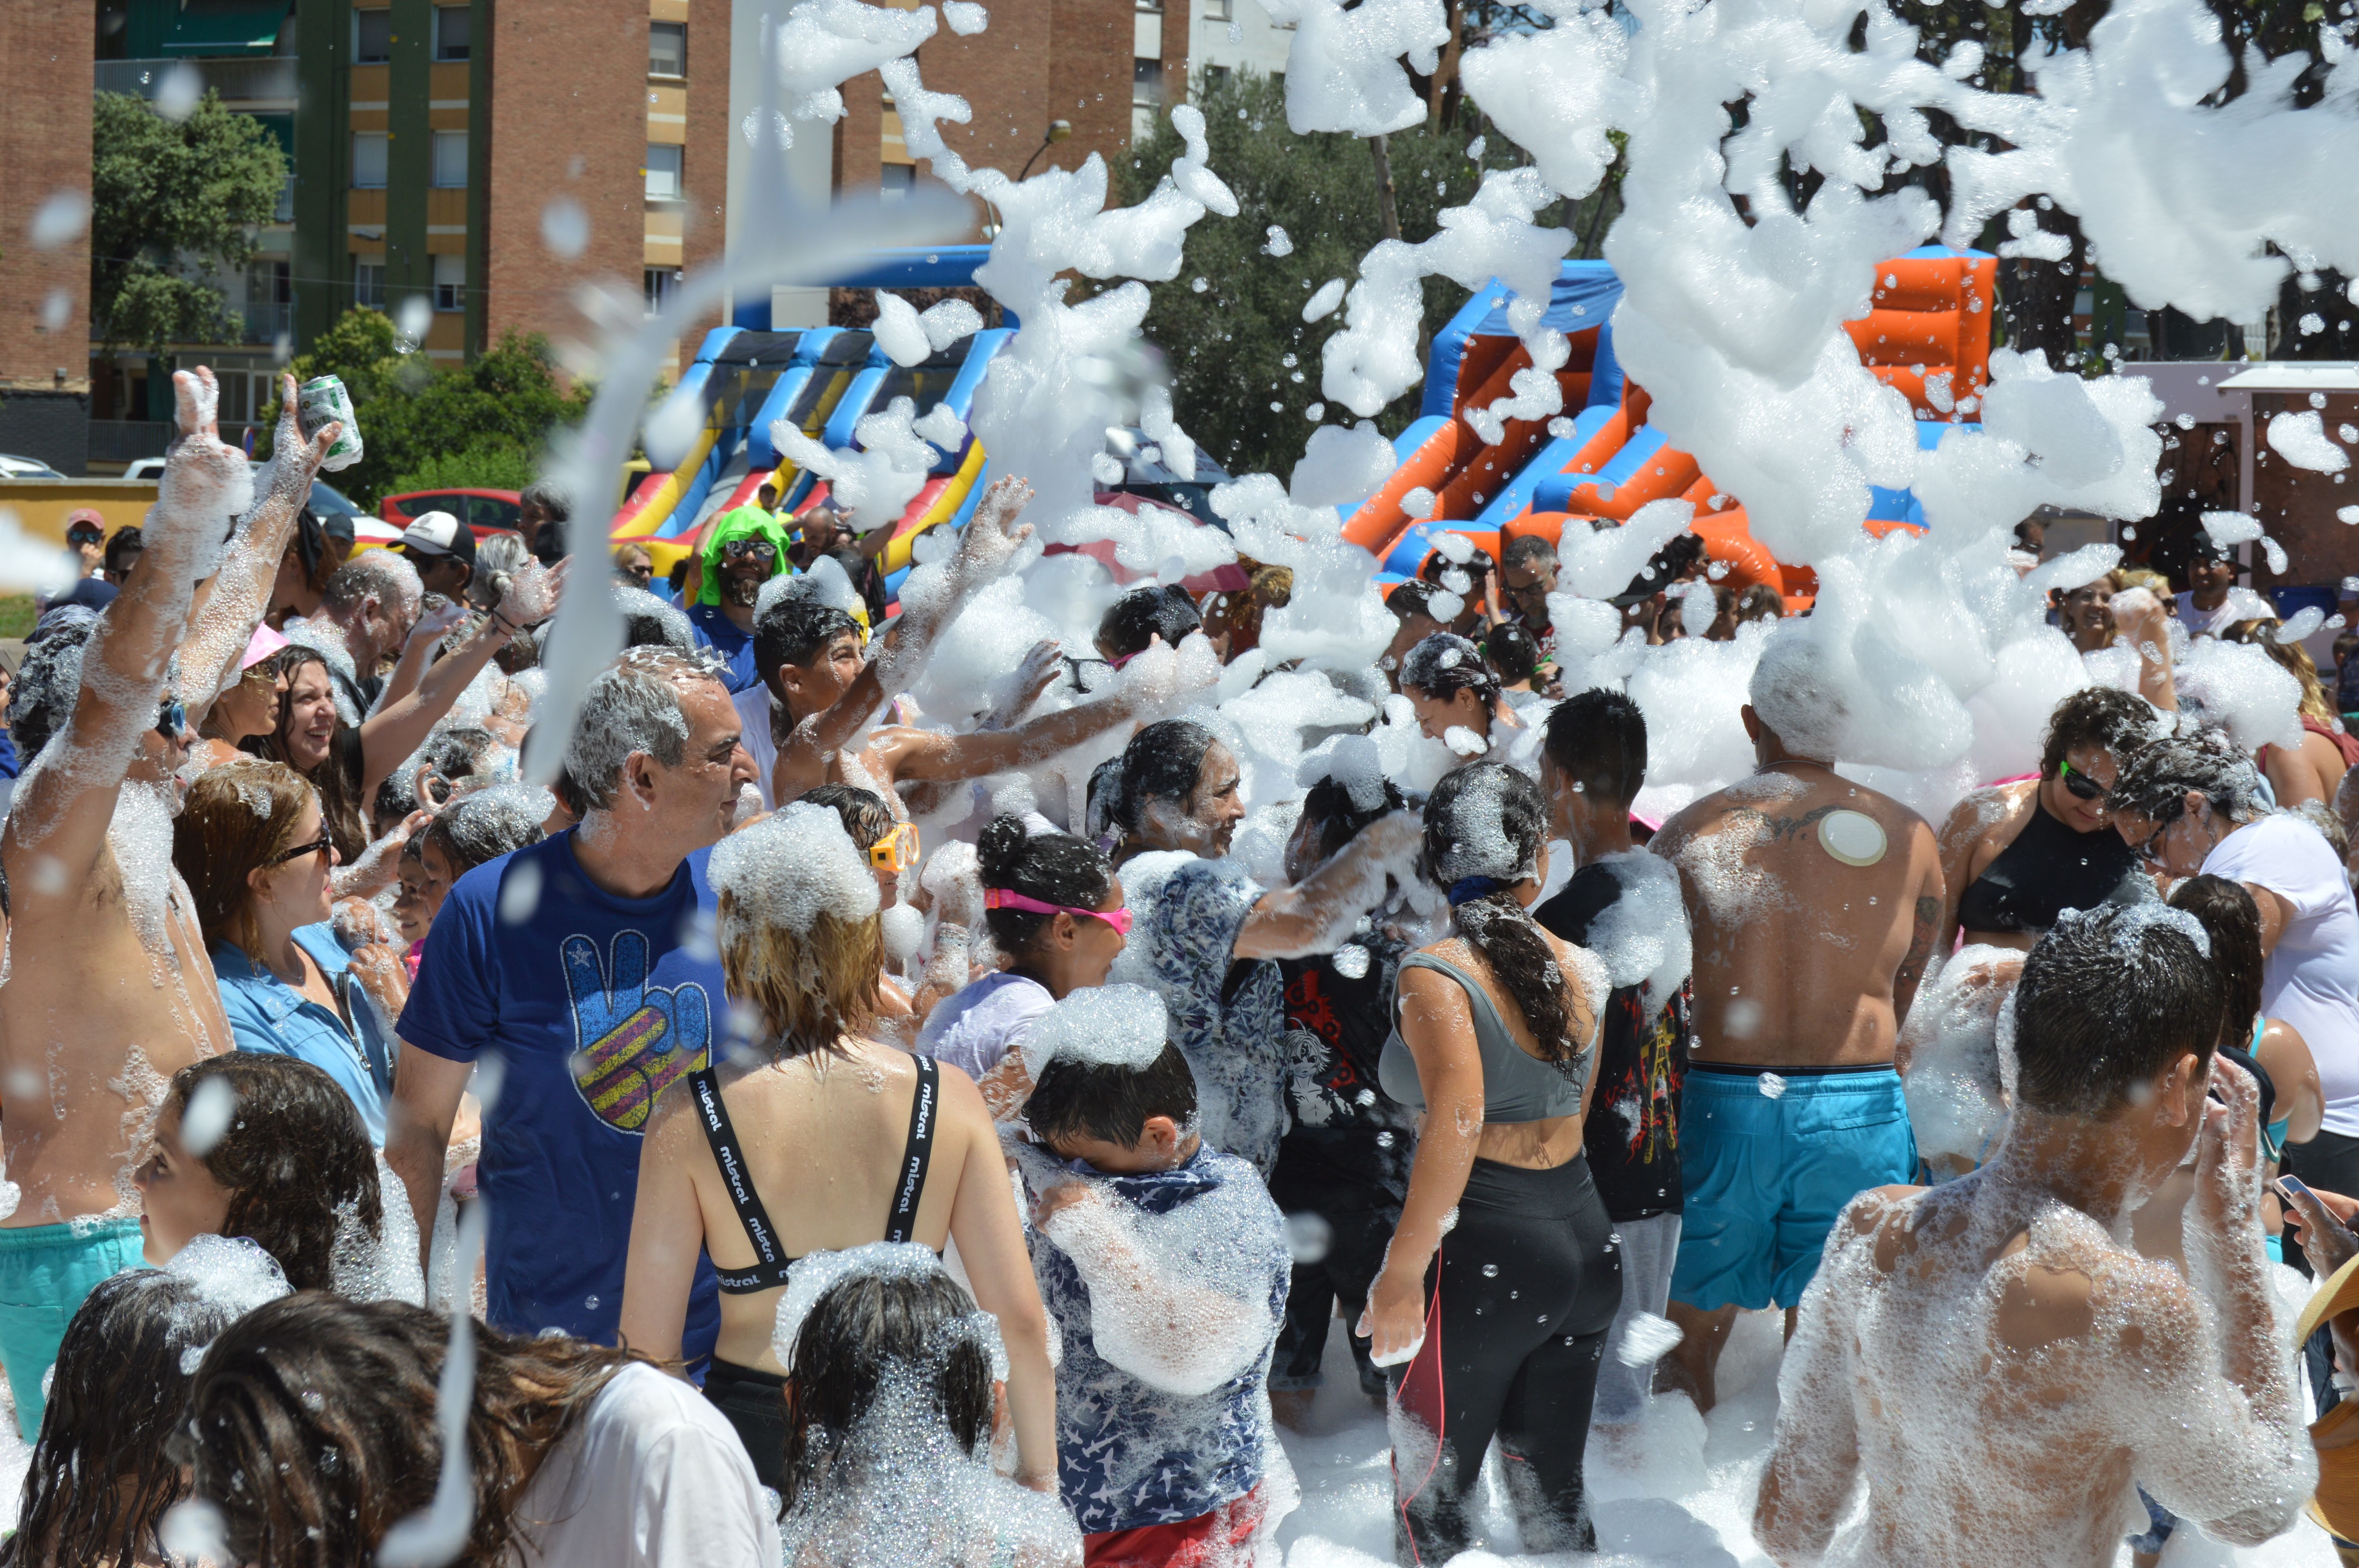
[1273,934,1415,1198]
[1535,864,1691,1221]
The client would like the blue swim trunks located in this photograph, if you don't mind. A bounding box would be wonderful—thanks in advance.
[0,1215,147,1439]
[1670,1063,1917,1313]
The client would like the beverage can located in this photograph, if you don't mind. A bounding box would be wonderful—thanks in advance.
[298,375,363,472]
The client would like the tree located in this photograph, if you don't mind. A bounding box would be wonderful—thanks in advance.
[264,309,592,508]
[90,91,287,357]
[1116,70,1535,481]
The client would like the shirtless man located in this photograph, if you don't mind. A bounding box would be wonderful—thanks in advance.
[761,477,1192,811]
[1756,906,2308,1566]
[1649,632,1943,1410]
[0,369,336,1435]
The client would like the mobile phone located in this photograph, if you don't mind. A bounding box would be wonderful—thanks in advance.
[2275,1174,2314,1205]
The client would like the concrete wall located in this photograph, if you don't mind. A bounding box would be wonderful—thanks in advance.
[0,478,160,543]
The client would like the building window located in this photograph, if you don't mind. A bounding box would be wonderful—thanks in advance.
[354,8,391,62]
[355,256,386,308]
[434,254,465,312]
[645,143,683,200]
[1203,64,1230,93]
[649,21,686,77]
[352,132,389,189]
[1132,58,1164,108]
[432,130,468,188]
[1205,0,1231,16]
[433,5,469,60]
[880,163,915,200]
[645,267,679,316]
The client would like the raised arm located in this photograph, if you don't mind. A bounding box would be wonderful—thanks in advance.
[182,373,337,729]
[356,567,552,799]
[1235,811,1421,960]
[1358,962,1487,1366]
[2112,590,2179,714]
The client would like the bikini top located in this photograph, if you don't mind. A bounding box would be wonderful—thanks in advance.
[689,1054,940,1295]
[1955,794,2142,936]
[1378,951,1589,1123]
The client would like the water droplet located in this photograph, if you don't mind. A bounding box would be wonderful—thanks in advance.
[1481,1263,1499,1277]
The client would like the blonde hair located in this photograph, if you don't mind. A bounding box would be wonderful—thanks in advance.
[716,897,882,1058]
[2226,618,2336,725]
[169,760,322,962]
[2114,567,2171,598]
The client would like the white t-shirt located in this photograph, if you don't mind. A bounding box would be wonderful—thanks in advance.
[2204,813,2359,1136]
[918,971,1054,1084]
[509,1362,774,1568]
[730,684,780,811]
[2175,587,2275,639]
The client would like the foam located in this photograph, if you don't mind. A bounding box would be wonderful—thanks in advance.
[1020,983,1168,1077]
[709,801,880,940]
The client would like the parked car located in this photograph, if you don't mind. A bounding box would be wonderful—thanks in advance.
[121,457,166,481]
[380,487,524,539]
[0,454,68,480]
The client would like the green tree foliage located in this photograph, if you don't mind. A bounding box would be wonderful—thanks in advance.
[90,91,287,356]
[263,309,590,508]
[1116,71,1551,481]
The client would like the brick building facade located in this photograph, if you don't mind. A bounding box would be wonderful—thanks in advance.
[0,0,99,472]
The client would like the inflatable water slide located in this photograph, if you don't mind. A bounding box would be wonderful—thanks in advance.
[1347,246,2000,609]
[609,247,1009,583]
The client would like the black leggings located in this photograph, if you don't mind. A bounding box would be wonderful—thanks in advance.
[1390,1155,1621,1564]
[703,1357,788,1490]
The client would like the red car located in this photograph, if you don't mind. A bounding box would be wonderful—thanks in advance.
[379,487,525,539]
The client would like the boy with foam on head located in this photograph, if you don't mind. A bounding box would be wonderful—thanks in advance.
[1755,903,2311,1567]
[1017,985,1294,1567]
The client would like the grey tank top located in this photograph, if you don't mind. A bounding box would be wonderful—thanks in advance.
[1378,950,1590,1123]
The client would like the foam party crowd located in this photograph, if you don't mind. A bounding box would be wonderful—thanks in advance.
[14,0,2359,1561]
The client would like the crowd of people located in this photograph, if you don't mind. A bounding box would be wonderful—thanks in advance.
[0,362,2353,1568]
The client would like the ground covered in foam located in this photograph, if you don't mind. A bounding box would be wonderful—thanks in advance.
[1272,1309,2342,1567]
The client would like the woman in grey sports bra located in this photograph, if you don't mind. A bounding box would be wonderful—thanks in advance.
[614,807,1058,1495]
[1361,762,1622,1561]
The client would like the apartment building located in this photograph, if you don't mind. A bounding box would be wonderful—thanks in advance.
[1137,0,1285,139]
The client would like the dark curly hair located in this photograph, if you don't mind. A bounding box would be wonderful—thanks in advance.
[976,812,1114,958]
[2168,874,2265,1053]
[182,1294,644,1568]
[1096,585,1202,664]
[2039,684,2166,780]
[2013,904,2223,1116]
[1110,718,1220,839]
[1422,761,1577,1061]
[2104,726,2268,831]
[1400,631,1502,710]
[164,1054,382,1293]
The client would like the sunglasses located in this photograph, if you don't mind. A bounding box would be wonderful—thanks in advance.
[2131,811,2180,870]
[154,699,187,741]
[68,531,103,546]
[867,822,920,876]
[266,833,334,867]
[722,539,778,563]
[2057,759,2106,802]
[984,887,1133,937]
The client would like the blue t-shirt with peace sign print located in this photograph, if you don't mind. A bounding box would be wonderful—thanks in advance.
[399,829,722,1360]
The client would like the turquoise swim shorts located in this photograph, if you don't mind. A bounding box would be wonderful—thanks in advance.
[0,1215,147,1439]
[1670,1063,1917,1313]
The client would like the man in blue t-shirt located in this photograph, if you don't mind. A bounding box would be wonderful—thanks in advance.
[389,646,758,1358]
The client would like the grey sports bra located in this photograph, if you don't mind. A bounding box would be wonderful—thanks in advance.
[1379,950,1590,1123]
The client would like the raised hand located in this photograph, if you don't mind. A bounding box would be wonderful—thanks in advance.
[951,475,1035,584]
[498,557,563,627]
[2190,1053,2264,1244]
[155,369,256,551]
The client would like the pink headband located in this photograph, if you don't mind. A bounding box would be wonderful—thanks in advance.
[984,887,1133,937]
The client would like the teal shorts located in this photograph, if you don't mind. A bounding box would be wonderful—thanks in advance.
[0,1215,147,1439]
[1670,1064,1917,1313]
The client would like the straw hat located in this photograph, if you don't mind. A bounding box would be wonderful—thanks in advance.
[2295,1254,2359,1542]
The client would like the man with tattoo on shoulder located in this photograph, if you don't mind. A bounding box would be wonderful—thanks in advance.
[1648,632,1943,1410]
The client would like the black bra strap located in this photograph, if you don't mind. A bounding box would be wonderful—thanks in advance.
[886,1056,940,1244]
[689,1066,795,1294]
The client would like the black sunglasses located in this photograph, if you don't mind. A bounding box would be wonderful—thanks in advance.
[154,699,186,740]
[2057,759,2106,802]
[722,539,778,563]
[266,833,334,867]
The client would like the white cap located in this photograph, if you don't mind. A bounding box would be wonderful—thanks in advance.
[396,510,473,562]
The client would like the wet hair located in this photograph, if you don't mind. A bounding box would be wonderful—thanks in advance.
[1484,622,1541,688]
[779,1270,996,1517]
[1542,687,1648,804]
[2104,727,2268,830]
[372,765,419,835]
[320,549,420,622]
[563,646,720,812]
[182,1294,641,1568]
[616,584,694,651]
[9,606,100,762]
[1,1272,242,1568]
[1096,585,1202,663]
[2225,618,2338,724]
[1110,718,1219,838]
[254,647,369,863]
[1501,534,1556,573]
[1420,543,1494,585]
[1295,773,1410,869]
[718,892,882,1062]
[469,533,533,616]
[1387,579,1445,626]
[975,813,1114,958]
[1620,532,1703,601]
[172,760,327,960]
[754,593,860,713]
[2011,903,2224,1116]
[419,786,548,879]
[163,1055,382,1292]
[102,525,144,576]
[2039,684,2166,780]
[1025,1039,1198,1150]
[802,782,897,854]
[2297,797,2352,864]
[1734,582,1783,623]
[2168,875,2264,1052]
[1746,630,1847,762]
[1423,762,1575,1060]
[416,724,501,801]
[1399,631,1502,710]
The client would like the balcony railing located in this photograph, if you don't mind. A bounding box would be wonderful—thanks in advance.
[87,421,264,465]
[95,57,298,106]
